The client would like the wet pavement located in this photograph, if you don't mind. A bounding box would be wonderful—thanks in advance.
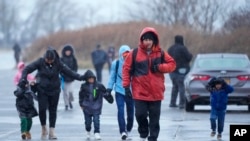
[0,49,250,141]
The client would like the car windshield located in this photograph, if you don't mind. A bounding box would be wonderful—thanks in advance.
[196,58,249,69]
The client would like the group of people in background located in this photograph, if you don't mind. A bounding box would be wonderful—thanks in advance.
[12,26,231,141]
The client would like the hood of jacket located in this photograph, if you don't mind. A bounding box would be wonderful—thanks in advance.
[83,70,96,81]
[139,27,160,52]
[61,45,74,57]
[17,61,25,71]
[118,45,131,61]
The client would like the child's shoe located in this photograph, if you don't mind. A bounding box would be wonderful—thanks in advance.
[26,132,31,139]
[140,137,146,141]
[217,134,222,140]
[94,133,101,140]
[21,132,26,140]
[210,131,216,137]
[86,131,91,139]
[121,132,127,140]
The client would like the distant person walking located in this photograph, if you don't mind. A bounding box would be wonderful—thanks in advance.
[123,27,176,141]
[168,35,193,109]
[91,44,108,82]
[60,45,78,110]
[107,46,116,73]
[18,47,84,140]
[107,45,134,140]
[13,43,21,68]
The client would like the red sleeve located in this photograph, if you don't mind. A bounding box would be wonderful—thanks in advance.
[158,52,176,73]
[122,50,133,87]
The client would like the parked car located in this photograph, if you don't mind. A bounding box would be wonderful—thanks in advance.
[184,53,250,112]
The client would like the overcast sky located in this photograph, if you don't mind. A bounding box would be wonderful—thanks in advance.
[17,0,247,28]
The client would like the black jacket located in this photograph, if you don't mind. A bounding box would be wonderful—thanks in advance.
[21,48,82,95]
[14,86,38,118]
[79,70,112,115]
[168,42,193,75]
[60,45,78,82]
[91,49,108,66]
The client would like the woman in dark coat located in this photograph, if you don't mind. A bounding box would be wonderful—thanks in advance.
[19,47,84,140]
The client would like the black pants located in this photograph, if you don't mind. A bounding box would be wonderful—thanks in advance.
[135,100,161,141]
[94,64,104,82]
[169,73,186,107]
[37,92,60,128]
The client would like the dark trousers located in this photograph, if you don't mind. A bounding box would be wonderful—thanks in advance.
[83,111,100,133]
[37,92,60,128]
[115,93,134,134]
[210,109,226,134]
[169,73,186,107]
[20,117,32,133]
[135,100,161,141]
[94,64,104,82]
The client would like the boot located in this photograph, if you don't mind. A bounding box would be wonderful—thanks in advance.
[26,132,31,139]
[49,127,57,140]
[41,125,48,140]
[21,132,26,140]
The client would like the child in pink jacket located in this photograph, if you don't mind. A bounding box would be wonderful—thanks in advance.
[14,62,35,86]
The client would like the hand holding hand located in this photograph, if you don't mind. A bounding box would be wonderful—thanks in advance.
[124,87,132,98]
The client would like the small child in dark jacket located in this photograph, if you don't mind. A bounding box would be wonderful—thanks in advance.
[206,77,234,140]
[79,70,113,140]
[14,80,38,140]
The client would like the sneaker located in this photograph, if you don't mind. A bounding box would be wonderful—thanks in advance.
[121,132,127,140]
[86,132,91,139]
[140,137,146,141]
[94,133,101,140]
[65,105,68,111]
[211,131,216,137]
[217,134,222,140]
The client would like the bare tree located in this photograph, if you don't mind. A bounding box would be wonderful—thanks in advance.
[126,0,233,33]
[0,0,19,45]
[223,8,250,32]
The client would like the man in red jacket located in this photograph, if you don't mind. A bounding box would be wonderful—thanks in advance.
[122,27,176,141]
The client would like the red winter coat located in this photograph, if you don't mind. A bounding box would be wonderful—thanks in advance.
[122,27,176,101]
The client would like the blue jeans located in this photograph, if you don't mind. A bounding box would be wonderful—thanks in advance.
[210,109,226,134]
[115,93,134,134]
[83,111,100,133]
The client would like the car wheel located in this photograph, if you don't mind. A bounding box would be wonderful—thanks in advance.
[185,101,194,112]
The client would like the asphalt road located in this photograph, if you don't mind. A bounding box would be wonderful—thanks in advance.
[0,50,250,141]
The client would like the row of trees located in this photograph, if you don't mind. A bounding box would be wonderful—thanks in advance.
[0,0,249,47]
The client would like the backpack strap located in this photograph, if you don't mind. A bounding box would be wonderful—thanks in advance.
[114,60,119,83]
[130,48,138,76]
[160,50,165,63]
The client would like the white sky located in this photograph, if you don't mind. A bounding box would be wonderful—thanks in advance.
[17,0,247,28]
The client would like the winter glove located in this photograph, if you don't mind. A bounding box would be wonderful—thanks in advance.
[106,88,112,95]
[18,79,28,89]
[104,90,114,104]
[151,63,159,73]
[124,87,132,98]
[79,75,86,81]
